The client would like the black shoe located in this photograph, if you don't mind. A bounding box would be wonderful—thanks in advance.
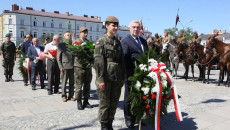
[41,86,45,89]
[77,99,84,110]
[54,90,61,94]
[101,123,109,130]
[24,82,28,86]
[32,87,36,90]
[125,118,134,129]
[83,99,93,108]
[5,76,9,82]
[9,76,14,82]
[48,91,52,95]
[108,120,113,130]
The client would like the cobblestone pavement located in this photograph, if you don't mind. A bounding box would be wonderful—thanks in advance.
[1,59,230,130]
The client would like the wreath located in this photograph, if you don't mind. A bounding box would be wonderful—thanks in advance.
[128,48,183,130]
[18,55,30,81]
[67,40,94,68]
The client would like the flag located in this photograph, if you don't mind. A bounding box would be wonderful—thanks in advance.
[140,18,144,36]
[175,9,179,28]
[72,32,75,43]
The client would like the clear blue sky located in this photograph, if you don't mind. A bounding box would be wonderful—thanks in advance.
[1,0,230,35]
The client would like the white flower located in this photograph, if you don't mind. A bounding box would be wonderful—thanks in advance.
[141,88,150,95]
[161,79,168,87]
[34,59,38,63]
[147,72,156,79]
[134,81,141,90]
[160,72,167,80]
[151,87,158,93]
[159,62,166,69]
[143,78,149,84]
[148,62,158,71]
[81,42,86,46]
[149,59,157,64]
[139,64,147,71]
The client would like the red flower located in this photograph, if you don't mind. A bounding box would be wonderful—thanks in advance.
[75,42,83,45]
[145,105,150,109]
[151,94,156,100]
[22,67,25,70]
[48,50,57,59]
[164,96,169,100]
[145,111,150,115]
[142,96,147,100]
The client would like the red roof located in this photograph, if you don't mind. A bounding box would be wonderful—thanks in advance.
[4,9,102,23]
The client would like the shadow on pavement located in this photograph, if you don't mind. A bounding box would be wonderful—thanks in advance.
[201,98,226,103]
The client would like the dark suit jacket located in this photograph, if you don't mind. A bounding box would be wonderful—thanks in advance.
[21,41,32,56]
[121,34,149,77]
[28,45,44,67]
[57,42,74,69]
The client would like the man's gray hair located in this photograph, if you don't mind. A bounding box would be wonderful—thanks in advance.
[129,20,140,26]
[53,34,60,40]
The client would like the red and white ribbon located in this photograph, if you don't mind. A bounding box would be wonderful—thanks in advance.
[150,62,182,130]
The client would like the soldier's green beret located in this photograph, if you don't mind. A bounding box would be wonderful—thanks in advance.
[79,27,88,32]
[106,16,119,23]
[5,33,11,37]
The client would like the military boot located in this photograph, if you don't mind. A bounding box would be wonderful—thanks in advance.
[5,75,9,82]
[83,98,93,108]
[77,99,84,110]
[108,120,113,130]
[101,123,109,130]
[9,75,14,82]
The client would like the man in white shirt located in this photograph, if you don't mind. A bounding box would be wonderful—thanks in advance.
[44,34,61,95]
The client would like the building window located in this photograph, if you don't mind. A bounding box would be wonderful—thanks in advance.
[9,30,13,37]
[96,24,99,32]
[20,20,24,25]
[9,19,12,25]
[96,36,99,40]
[20,31,25,38]
[34,32,37,38]
[90,26,92,31]
[43,22,46,27]
[76,25,79,30]
[84,23,86,27]
[51,23,54,28]
[68,24,71,29]
[43,33,46,36]
[33,21,37,26]
[90,36,92,41]
[51,33,54,38]
[77,35,79,38]
[59,24,62,29]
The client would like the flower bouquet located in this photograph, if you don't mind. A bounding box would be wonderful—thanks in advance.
[48,47,57,62]
[67,40,94,68]
[34,53,44,63]
[18,55,31,83]
[128,48,182,130]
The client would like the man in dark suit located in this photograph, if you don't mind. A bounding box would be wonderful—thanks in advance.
[121,20,149,128]
[57,32,75,102]
[27,38,45,90]
[21,34,33,86]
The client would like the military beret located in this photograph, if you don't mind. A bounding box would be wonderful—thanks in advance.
[5,33,11,37]
[79,27,88,32]
[106,16,119,23]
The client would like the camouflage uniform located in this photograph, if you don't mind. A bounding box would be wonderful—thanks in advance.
[162,36,171,45]
[177,36,186,44]
[1,40,16,81]
[192,37,201,44]
[74,38,93,106]
[153,37,162,46]
[94,33,125,124]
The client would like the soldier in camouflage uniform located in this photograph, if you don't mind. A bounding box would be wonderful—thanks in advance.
[162,30,171,45]
[1,33,16,82]
[74,27,93,110]
[192,32,201,44]
[153,33,162,46]
[94,16,125,130]
[177,32,186,44]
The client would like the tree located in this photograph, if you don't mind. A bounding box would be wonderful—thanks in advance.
[165,27,194,44]
[39,33,51,45]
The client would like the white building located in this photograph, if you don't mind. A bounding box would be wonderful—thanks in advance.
[0,4,103,45]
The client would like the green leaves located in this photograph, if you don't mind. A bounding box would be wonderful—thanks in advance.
[67,40,94,67]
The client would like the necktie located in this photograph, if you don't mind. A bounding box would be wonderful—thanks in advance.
[136,37,143,51]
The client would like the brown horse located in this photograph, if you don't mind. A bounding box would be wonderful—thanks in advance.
[174,43,196,81]
[188,42,218,84]
[205,36,230,86]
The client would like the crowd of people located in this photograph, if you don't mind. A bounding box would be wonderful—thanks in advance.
[1,15,224,130]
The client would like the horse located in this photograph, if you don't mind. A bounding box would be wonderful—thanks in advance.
[162,41,180,79]
[187,42,218,84]
[174,43,196,81]
[205,36,230,86]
